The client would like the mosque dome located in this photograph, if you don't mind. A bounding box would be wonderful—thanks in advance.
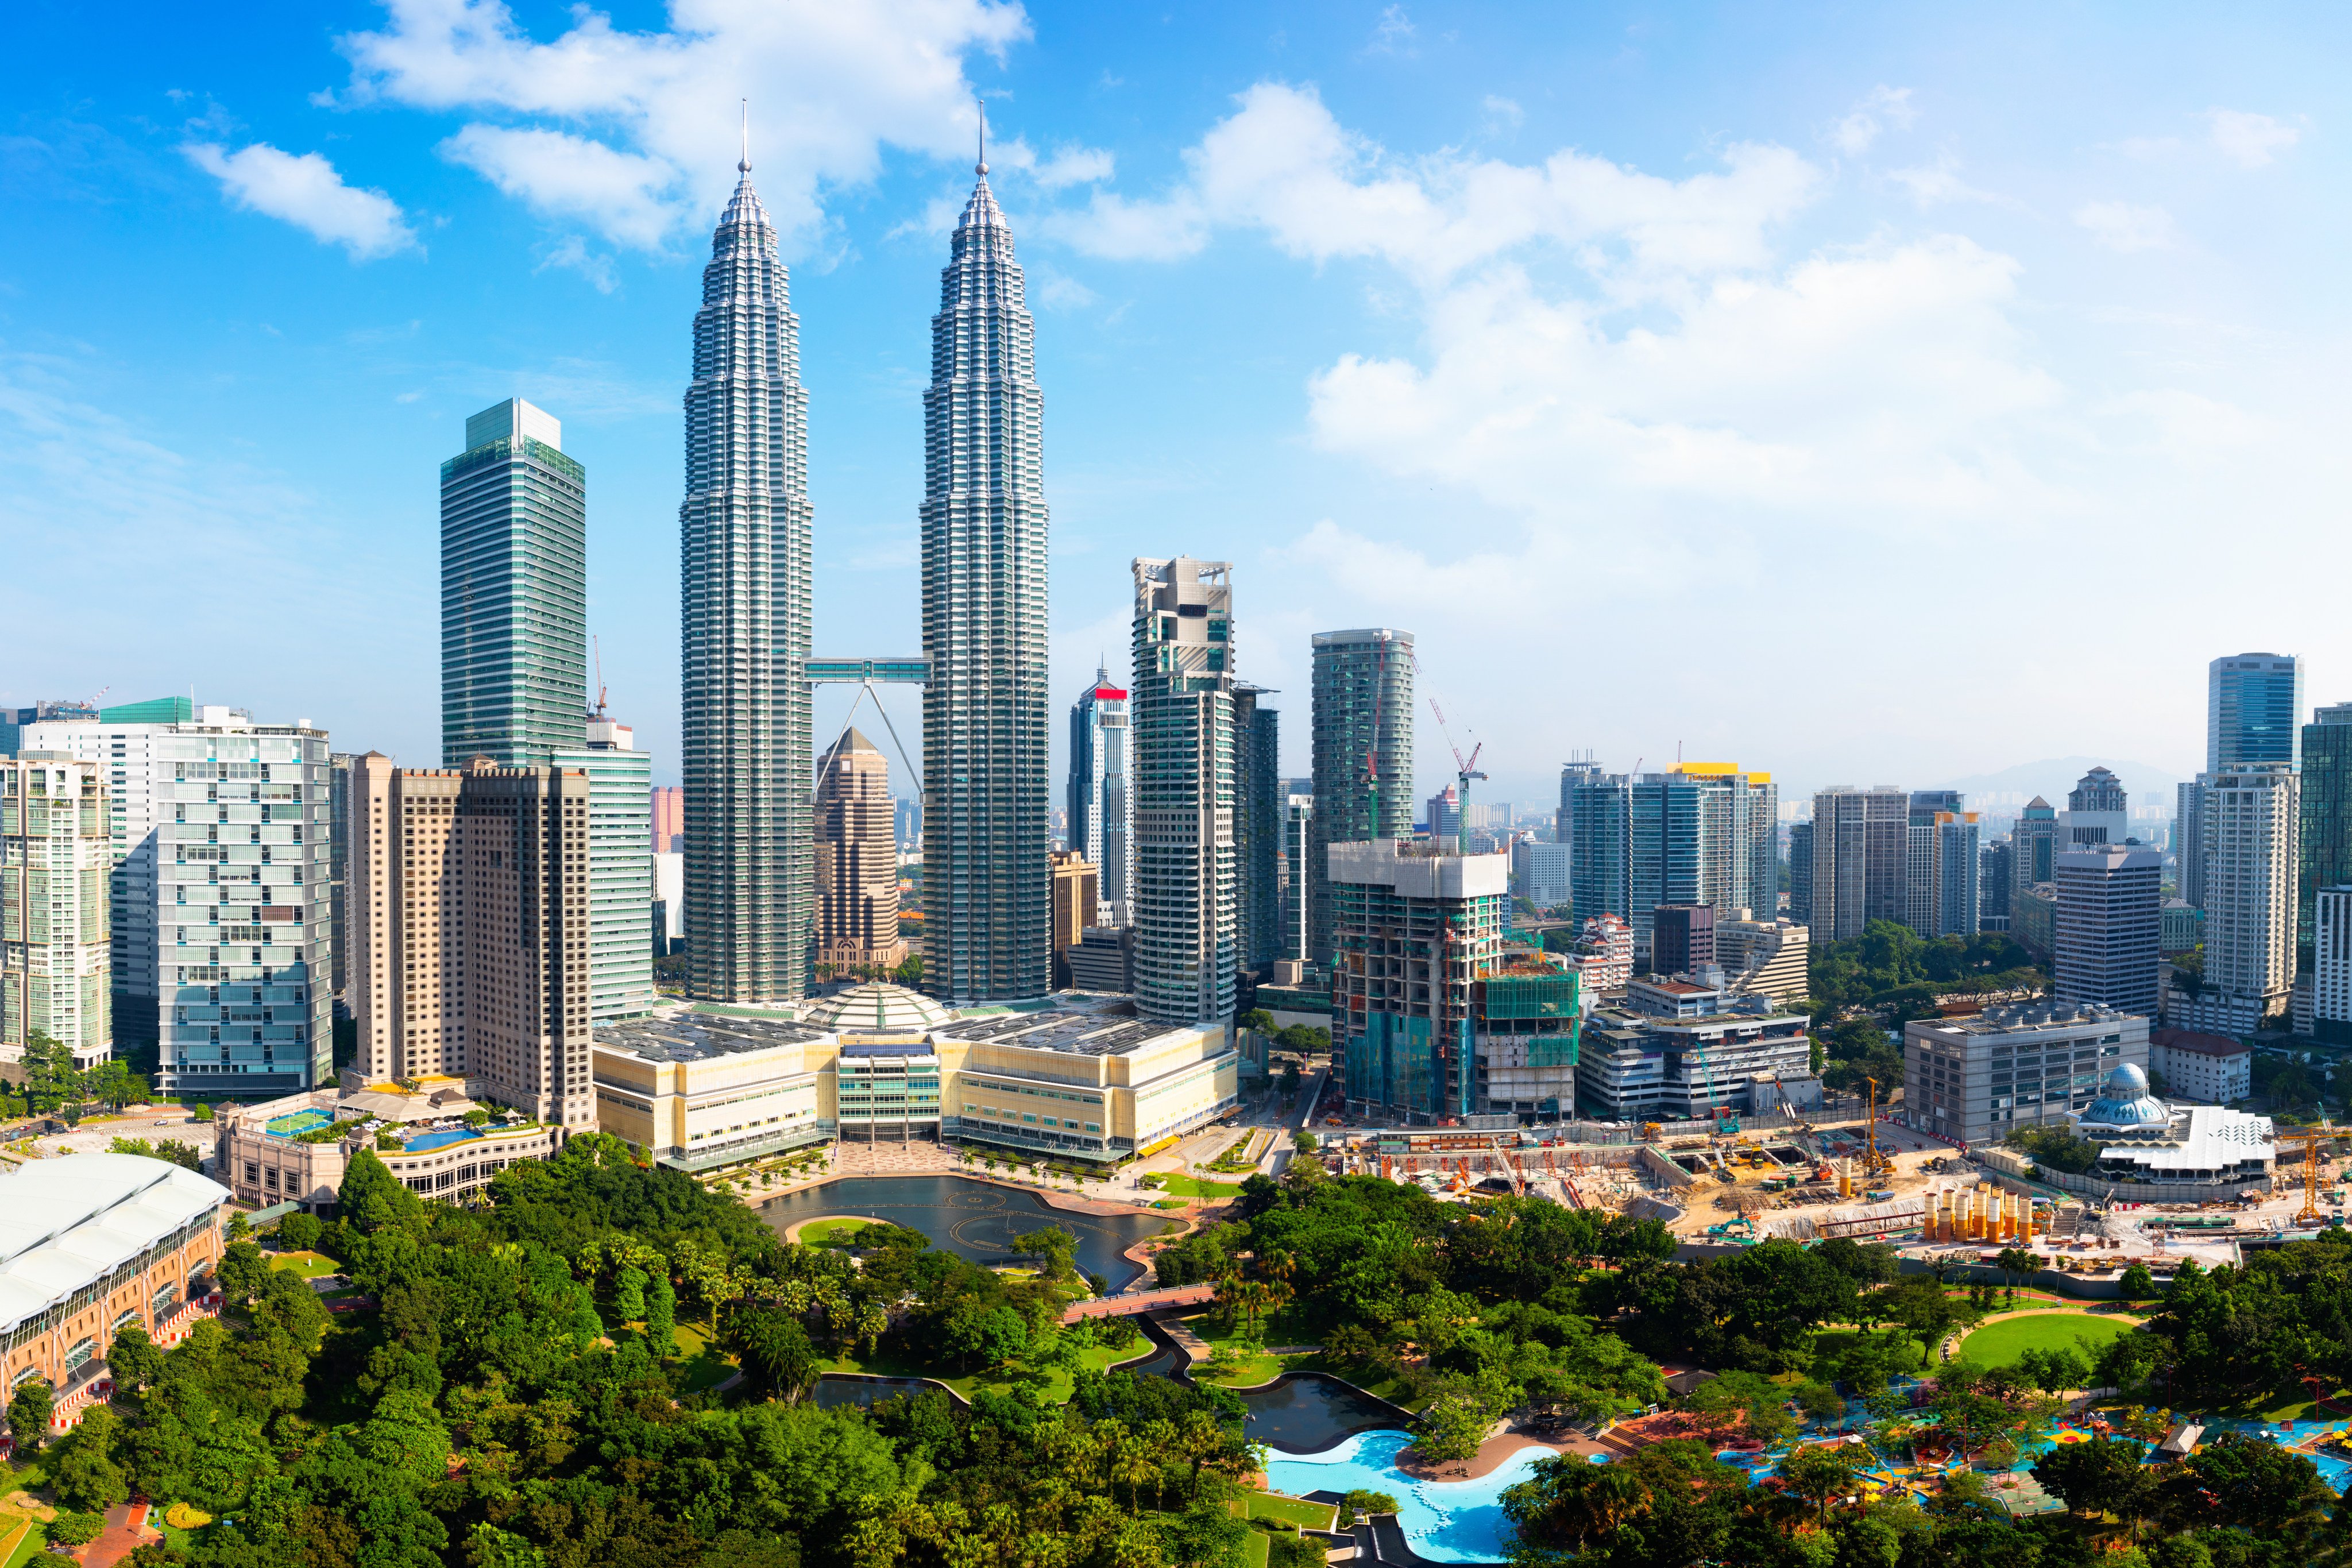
[803,982,949,1033]
[2079,1060,2172,1130]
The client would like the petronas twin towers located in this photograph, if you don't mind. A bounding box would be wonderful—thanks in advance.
[681,142,1048,1006]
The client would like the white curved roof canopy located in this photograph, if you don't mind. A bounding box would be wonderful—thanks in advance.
[0,1154,230,1335]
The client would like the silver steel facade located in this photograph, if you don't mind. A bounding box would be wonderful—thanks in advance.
[922,166,1052,1002]
[680,159,813,1004]
[1130,558,1237,1023]
[441,399,587,767]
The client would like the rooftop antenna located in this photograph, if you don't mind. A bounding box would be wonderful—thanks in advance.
[739,99,750,173]
[977,96,987,175]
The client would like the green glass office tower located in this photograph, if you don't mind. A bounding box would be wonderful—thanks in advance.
[1308,628,1414,966]
[441,399,586,766]
[2299,702,2352,971]
[681,155,814,1004]
[922,161,1051,1002]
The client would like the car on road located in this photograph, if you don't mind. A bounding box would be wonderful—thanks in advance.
[155,1119,175,1126]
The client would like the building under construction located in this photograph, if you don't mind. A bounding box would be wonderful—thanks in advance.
[1330,838,1582,1123]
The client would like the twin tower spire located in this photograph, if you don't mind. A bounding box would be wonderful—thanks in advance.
[679,111,1050,1007]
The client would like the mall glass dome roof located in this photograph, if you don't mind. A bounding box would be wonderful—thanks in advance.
[802,982,950,1034]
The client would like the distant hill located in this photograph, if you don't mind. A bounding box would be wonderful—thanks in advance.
[1926,756,2191,812]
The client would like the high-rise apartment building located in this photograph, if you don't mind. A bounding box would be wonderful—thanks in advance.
[1329,839,1514,1121]
[650,786,683,853]
[2208,652,2303,773]
[2297,702,2352,971]
[681,150,813,1005]
[1066,666,1130,927]
[329,752,355,1010]
[2058,766,2129,852]
[1651,904,1714,976]
[1308,628,1414,966]
[1049,850,1098,990]
[2053,843,2161,1015]
[1,754,111,1071]
[1513,840,1570,909]
[922,159,1051,1003]
[1571,766,1776,964]
[18,705,335,1093]
[1129,558,1237,1024]
[1280,794,1314,970]
[1786,820,1814,925]
[1233,684,1281,974]
[348,754,594,1127]
[1425,785,1461,844]
[549,714,656,1022]
[441,399,587,767]
[1904,810,1980,939]
[2175,780,2207,910]
[2312,886,2352,1045]
[2177,763,2298,1036]
[2012,796,2061,910]
[813,729,906,974]
[1979,837,2013,931]
[1714,914,1810,1002]
[1810,785,1909,940]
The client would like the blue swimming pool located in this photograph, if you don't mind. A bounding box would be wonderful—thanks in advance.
[1262,1430,1549,1563]
[403,1129,482,1153]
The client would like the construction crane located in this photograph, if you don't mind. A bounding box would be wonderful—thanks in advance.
[1861,1078,1894,1177]
[591,636,608,718]
[1427,697,1486,853]
[2278,1127,2338,1227]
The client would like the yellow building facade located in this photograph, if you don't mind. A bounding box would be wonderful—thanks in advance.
[592,991,1239,1170]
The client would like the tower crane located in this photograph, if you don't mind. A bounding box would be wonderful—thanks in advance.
[1427,697,1486,853]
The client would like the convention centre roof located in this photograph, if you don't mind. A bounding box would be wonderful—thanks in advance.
[0,1153,230,1335]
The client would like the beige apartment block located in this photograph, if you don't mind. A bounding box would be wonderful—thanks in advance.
[349,754,596,1130]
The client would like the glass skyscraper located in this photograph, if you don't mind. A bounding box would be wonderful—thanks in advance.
[1308,628,1415,966]
[680,152,813,1004]
[441,399,586,767]
[1234,684,1281,974]
[1130,558,1237,1022]
[2209,652,2304,773]
[921,159,1051,1002]
[1066,665,1129,928]
[550,715,657,1024]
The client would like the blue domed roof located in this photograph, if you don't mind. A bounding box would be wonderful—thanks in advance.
[2080,1061,2171,1129]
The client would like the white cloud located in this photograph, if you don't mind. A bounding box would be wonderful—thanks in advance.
[1054,82,1820,289]
[534,234,619,293]
[986,136,1115,190]
[1830,85,1916,155]
[333,0,1029,249]
[1025,262,1096,310]
[442,125,678,249]
[2075,200,2177,253]
[1482,95,1523,133]
[1368,6,1417,56]
[1886,152,2000,208]
[2206,108,2301,168]
[181,141,417,258]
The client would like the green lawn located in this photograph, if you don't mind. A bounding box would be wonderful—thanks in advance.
[1957,1311,2133,1369]
[793,1216,890,1246]
[1149,1175,1244,1199]
[0,1514,40,1568]
[269,1249,343,1278]
[672,1321,739,1394]
[1235,1492,1338,1531]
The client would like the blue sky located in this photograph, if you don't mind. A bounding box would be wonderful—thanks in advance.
[5,2,2347,811]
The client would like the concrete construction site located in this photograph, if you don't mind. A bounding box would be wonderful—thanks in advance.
[1324,1108,2343,1292]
